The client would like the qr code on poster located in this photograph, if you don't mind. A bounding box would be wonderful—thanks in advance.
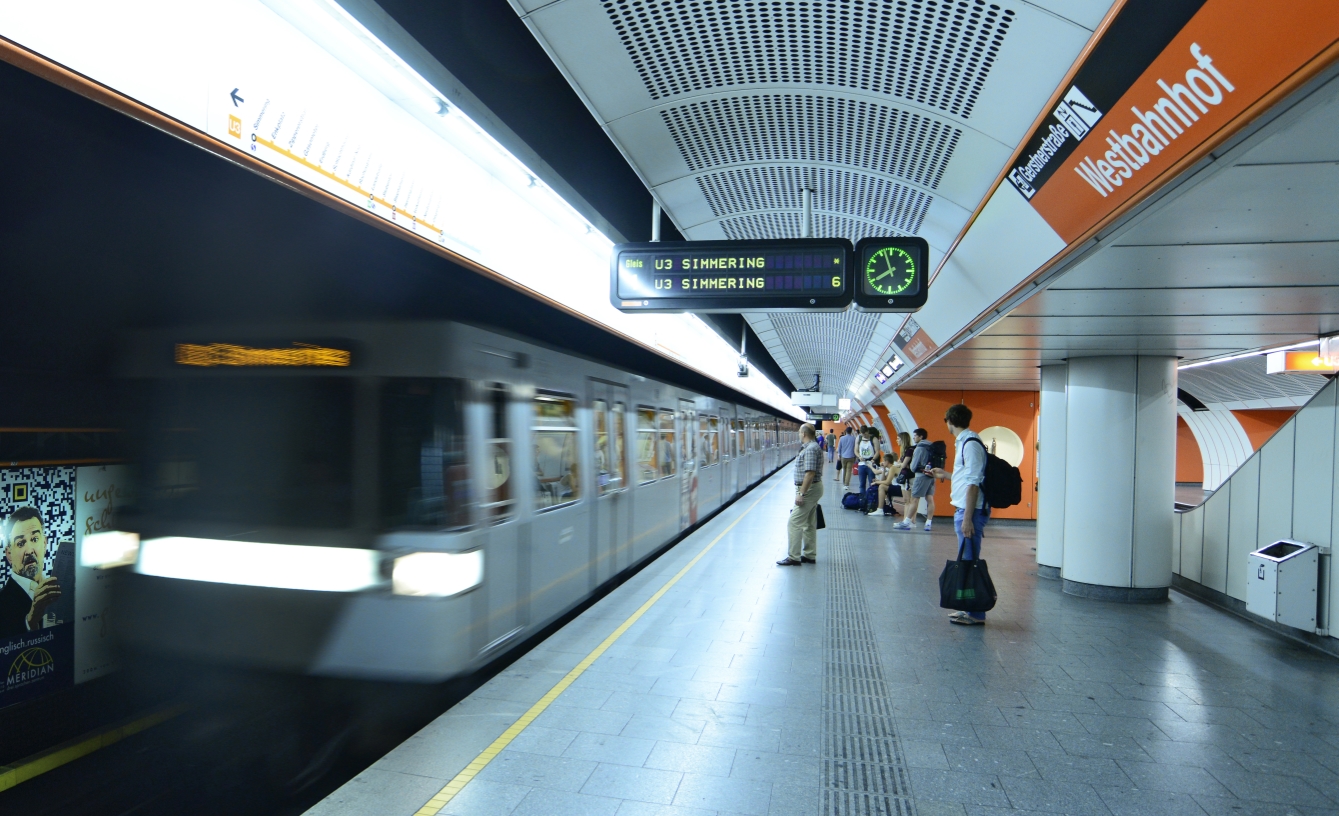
[0,467,76,590]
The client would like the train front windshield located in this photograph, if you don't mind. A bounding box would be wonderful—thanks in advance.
[138,378,354,531]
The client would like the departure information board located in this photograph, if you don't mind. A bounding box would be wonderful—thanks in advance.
[852,237,930,312]
[611,239,853,313]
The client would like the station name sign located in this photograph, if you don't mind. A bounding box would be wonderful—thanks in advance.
[611,239,853,313]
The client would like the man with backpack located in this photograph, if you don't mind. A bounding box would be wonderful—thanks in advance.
[931,404,989,625]
[894,428,936,532]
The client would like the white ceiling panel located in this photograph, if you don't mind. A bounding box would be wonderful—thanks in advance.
[1050,242,1339,290]
[1114,164,1339,247]
[960,3,1101,145]
[1009,287,1339,317]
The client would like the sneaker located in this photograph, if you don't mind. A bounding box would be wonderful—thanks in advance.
[867,508,882,516]
[924,522,933,532]
[950,614,984,625]
[893,521,912,530]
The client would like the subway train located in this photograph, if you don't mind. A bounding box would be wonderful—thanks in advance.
[109,321,799,683]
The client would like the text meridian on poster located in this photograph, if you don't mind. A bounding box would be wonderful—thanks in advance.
[852,237,930,312]
[610,239,853,313]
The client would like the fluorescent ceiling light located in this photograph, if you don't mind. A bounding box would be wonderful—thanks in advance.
[136,537,382,592]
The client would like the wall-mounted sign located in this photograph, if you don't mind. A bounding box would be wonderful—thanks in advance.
[1267,351,1339,374]
[610,239,853,312]
[852,237,929,312]
[1005,0,1339,243]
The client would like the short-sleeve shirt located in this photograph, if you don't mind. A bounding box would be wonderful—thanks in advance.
[950,430,987,510]
[794,441,823,484]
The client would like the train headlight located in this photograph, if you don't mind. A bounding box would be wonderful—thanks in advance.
[81,531,140,568]
[392,550,483,597]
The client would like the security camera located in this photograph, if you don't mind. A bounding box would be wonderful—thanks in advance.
[737,355,749,377]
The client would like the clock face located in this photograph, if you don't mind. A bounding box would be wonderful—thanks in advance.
[864,246,918,296]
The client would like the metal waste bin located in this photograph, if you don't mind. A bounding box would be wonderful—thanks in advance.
[1246,540,1319,632]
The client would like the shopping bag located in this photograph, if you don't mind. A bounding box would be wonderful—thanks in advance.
[815,504,826,530]
[938,542,997,612]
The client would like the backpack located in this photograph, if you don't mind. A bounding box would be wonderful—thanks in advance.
[965,437,1023,509]
[928,440,947,470]
[841,492,865,511]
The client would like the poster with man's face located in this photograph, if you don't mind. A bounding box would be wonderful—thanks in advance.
[0,467,75,708]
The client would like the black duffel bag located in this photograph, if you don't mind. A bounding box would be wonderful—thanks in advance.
[938,541,997,613]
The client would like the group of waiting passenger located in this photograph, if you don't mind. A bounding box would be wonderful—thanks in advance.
[822,425,937,531]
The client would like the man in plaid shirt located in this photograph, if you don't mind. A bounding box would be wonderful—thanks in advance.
[778,424,824,566]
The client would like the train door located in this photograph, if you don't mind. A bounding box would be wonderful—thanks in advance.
[470,382,523,655]
[678,398,698,528]
[589,380,630,586]
[528,390,591,625]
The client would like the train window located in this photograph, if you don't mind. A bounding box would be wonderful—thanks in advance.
[612,402,627,491]
[659,410,676,478]
[481,383,513,522]
[534,393,580,510]
[735,421,744,457]
[636,407,658,484]
[594,399,626,495]
[381,378,470,531]
[703,416,719,466]
[139,377,353,530]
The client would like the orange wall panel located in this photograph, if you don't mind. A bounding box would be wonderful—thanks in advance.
[1175,416,1204,484]
[896,390,1039,520]
[1232,409,1296,451]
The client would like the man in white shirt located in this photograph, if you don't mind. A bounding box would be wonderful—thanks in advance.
[931,403,989,625]
[0,507,62,637]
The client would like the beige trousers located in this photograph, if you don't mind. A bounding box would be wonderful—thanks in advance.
[787,481,824,560]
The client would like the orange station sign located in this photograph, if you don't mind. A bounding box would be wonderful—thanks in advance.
[1007,0,1339,243]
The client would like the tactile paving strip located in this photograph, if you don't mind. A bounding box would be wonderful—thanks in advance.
[822,529,916,815]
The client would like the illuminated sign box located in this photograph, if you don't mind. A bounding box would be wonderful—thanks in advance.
[1266,351,1339,374]
[610,239,853,313]
[175,343,351,368]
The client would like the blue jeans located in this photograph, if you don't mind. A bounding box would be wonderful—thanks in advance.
[858,463,874,494]
[954,506,991,620]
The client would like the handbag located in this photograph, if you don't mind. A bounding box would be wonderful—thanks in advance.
[815,504,826,529]
[938,540,997,612]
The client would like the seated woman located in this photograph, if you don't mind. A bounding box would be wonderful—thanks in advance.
[866,453,900,516]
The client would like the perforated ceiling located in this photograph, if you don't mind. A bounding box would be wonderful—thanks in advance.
[662,95,962,186]
[512,0,1090,397]
[602,0,1015,116]
[1179,355,1328,408]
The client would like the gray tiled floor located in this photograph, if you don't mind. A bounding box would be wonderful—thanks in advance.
[310,469,1339,816]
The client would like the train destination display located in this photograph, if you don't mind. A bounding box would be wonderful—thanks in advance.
[853,236,930,312]
[611,239,853,312]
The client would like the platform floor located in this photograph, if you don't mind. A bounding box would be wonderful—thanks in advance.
[309,469,1339,816]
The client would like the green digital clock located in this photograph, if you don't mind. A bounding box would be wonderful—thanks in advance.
[864,246,918,296]
[853,237,929,312]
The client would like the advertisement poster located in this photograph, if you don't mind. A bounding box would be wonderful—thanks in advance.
[74,465,133,684]
[0,467,76,708]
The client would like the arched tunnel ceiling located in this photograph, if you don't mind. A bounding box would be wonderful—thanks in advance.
[508,0,1114,394]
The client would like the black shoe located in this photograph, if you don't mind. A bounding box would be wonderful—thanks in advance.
[801,556,816,564]
[776,557,803,566]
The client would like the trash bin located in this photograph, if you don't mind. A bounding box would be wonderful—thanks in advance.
[1246,540,1319,632]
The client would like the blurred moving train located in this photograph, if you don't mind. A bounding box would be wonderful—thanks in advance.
[108,322,799,682]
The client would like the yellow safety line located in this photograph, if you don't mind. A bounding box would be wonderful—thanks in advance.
[412,479,783,816]
[0,703,187,792]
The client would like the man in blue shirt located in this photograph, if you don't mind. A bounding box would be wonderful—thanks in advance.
[931,403,989,625]
[836,428,857,486]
